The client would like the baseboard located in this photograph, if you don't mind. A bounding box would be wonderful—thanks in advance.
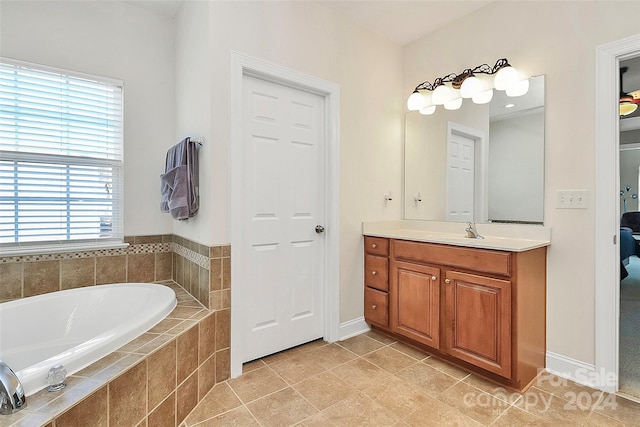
[546,351,603,390]
[338,316,370,341]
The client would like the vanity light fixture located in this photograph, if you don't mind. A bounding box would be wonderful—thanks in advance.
[407,58,529,115]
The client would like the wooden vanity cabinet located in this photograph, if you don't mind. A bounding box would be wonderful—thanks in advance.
[364,236,547,392]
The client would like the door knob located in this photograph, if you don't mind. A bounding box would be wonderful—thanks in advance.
[315,225,325,233]
[445,278,451,284]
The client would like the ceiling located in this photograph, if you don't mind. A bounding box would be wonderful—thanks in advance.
[317,1,493,46]
[126,0,494,46]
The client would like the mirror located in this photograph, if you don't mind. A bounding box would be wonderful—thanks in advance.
[404,75,545,224]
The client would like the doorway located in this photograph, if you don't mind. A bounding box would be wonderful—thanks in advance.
[595,34,640,395]
[445,122,486,223]
[619,95,640,399]
[230,52,341,378]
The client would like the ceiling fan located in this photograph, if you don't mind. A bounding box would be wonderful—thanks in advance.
[620,66,640,116]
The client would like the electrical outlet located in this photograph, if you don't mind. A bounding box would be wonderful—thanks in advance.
[556,190,588,209]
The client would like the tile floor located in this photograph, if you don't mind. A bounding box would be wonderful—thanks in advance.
[181,331,640,426]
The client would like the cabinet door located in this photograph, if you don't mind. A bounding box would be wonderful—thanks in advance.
[391,261,440,349]
[444,271,511,378]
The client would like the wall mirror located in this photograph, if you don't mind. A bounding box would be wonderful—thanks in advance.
[404,75,545,224]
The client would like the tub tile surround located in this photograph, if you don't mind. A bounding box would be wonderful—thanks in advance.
[0,282,231,427]
[0,235,231,427]
[0,234,231,311]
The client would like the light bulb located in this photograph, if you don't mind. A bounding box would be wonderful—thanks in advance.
[620,102,638,116]
[506,78,530,97]
[494,66,519,91]
[460,76,482,98]
[444,97,463,110]
[432,85,454,105]
[472,89,494,104]
[419,105,436,115]
[407,91,426,111]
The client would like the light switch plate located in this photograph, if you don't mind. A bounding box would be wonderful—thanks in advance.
[556,190,588,209]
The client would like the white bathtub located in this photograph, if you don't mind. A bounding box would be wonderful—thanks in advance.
[0,283,176,396]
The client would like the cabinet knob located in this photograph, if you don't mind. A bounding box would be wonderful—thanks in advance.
[372,304,377,310]
[431,276,437,281]
[371,271,377,276]
[372,243,377,249]
[445,278,451,284]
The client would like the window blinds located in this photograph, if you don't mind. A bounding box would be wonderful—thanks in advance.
[0,58,124,250]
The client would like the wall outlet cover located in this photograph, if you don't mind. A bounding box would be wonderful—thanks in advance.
[556,190,589,209]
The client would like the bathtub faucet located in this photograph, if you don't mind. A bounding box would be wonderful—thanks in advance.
[0,360,26,415]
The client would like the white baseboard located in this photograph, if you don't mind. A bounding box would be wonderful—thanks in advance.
[338,316,370,341]
[546,351,606,390]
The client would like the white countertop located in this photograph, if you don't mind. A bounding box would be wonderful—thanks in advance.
[362,220,551,252]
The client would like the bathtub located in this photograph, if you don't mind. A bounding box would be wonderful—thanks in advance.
[0,283,176,396]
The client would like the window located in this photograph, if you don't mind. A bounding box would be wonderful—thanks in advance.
[0,58,124,254]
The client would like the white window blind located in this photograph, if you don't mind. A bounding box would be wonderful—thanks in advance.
[0,58,124,253]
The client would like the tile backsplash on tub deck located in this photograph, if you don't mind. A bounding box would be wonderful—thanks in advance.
[0,234,230,311]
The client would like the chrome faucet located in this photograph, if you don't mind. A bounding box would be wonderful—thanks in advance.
[0,360,26,415]
[465,222,484,239]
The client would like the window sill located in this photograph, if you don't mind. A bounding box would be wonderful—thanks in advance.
[0,241,130,257]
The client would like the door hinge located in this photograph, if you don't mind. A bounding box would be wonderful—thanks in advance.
[613,234,617,245]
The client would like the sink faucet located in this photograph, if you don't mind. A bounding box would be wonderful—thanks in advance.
[0,360,26,415]
[465,222,484,239]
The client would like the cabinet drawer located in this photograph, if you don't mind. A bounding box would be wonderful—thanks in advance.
[365,236,389,256]
[365,287,388,327]
[394,240,511,277]
[365,255,388,291]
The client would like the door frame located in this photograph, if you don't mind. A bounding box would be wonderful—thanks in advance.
[229,51,340,378]
[595,34,640,394]
[445,122,487,223]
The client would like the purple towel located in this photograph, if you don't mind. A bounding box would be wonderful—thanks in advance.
[160,138,199,220]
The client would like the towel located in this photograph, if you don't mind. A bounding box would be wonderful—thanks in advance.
[160,137,199,220]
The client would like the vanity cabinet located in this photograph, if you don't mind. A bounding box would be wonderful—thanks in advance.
[364,236,546,391]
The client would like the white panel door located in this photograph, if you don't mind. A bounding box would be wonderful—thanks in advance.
[240,75,325,362]
[446,132,475,222]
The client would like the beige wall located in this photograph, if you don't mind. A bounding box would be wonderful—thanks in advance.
[0,0,176,237]
[1,1,404,324]
[174,1,404,322]
[404,0,640,364]
[5,0,639,366]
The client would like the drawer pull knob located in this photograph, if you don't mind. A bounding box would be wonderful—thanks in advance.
[431,276,437,281]
[372,305,377,310]
[445,278,451,284]
[372,271,377,276]
[372,243,377,249]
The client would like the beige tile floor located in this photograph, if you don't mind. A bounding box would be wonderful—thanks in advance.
[181,331,640,426]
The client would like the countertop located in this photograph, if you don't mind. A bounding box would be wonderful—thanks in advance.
[362,220,551,252]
